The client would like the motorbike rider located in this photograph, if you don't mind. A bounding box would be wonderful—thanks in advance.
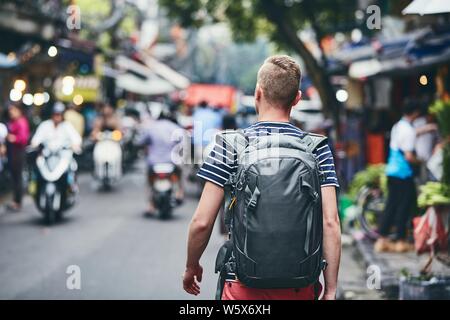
[91,102,121,140]
[31,102,82,152]
[139,105,185,216]
[30,102,82,199]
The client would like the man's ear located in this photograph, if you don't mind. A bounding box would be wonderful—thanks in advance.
[292,90,302,106]
[255,84,262,102]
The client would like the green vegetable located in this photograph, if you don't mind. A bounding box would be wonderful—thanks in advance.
[348,164,387,201]
[417,182,450,208]
[429,99,450,137]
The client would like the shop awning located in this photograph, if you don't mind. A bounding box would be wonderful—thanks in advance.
[183,84,237,110]
[402,0,450,15]
[349,59,382,79]
[114,55,190,95]
[347,27,450,79]
[116,73,176,96]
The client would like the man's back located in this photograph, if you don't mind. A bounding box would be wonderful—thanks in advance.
[142,118,182,165]
[197,121,339,299]
[198,121,339,189]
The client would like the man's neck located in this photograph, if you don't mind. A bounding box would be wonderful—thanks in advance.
[257,108,291,123]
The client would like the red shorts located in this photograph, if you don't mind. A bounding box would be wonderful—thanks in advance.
[222,281,322,300]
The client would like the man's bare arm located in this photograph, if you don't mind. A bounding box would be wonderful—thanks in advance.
[183,181,224,295]
[321,186,341,300]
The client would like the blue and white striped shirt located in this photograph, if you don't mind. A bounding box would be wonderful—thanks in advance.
[197,121,339,188]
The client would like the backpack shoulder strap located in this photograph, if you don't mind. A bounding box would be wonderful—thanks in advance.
[301,132,328,153]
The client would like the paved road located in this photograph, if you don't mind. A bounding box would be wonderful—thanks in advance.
[0,161,379,299]
[0,162,223,299]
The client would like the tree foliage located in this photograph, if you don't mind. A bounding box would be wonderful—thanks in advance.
[159,0,359,130]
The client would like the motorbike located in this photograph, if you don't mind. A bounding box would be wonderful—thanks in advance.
[93,130,123,190]
[150,163,178,219]
[28,141,78,225]
[121,115,140,170]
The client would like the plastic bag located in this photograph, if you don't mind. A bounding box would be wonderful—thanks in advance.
[413,206,448,254]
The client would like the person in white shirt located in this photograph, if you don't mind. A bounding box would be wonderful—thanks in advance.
[31,102,82,153]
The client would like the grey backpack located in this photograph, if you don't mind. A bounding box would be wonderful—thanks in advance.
[217,130,328,290]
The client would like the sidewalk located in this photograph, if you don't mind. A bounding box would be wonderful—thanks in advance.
[351,230,450,299]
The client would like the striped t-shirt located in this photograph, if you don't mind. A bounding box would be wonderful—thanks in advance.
[197,121,339,188]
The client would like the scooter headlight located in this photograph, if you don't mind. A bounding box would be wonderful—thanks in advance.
[112,130,122,142]
[46,182,56,195]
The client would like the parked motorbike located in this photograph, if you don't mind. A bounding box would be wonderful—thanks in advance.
[93,130,123,190]
[28,141,78,225]
[150,163,178,219]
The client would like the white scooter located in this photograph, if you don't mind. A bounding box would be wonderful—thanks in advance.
[93,130,123,190]
[29,141,78,225]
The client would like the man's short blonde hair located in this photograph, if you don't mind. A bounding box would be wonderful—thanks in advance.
[257,55,302,108]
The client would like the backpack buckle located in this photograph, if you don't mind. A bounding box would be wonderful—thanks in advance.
[236,175,246,191]
[320,259,328,271]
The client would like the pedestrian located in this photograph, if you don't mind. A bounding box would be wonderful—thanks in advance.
[6,103,30,212]
[64,103,85,138]
[183,55,341,300]
[0,119,7,172]
[375,100,421,253]
[413,103,439,182]
[192,101,222,163]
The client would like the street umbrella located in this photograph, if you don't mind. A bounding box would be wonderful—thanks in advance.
[402,0,450,15]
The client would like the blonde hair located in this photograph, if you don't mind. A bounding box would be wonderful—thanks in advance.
[257,55,302,108]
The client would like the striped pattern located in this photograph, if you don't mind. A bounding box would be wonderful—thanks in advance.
[197,121,339,188]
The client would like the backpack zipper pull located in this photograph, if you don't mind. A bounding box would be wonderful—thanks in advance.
[228,196,236,210]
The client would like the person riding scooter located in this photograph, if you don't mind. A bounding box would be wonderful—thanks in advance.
[31,102,82,152]
[30,102,82,223]
[90,103,123,189]
[91,103,121,140]
[139,105,185,217]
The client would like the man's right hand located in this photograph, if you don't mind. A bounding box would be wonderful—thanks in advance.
[183,264,203,296]
[322,291,337,300]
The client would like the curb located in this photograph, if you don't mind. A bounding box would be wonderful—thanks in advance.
[351,231,400,298]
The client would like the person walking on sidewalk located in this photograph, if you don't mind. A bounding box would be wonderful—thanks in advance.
[5,103,30,212]
[375,101,421,253]
[182,55,341,300]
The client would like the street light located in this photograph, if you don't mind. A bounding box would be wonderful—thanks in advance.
[33,93,45,106]
[62,76,75,95]
[73,94,84,106]
[43,92,50,103]
[23,93,33,106]
[14,79,26,92]
[9,89,22,102]
[336,89,349,103]
[419,75,428,86]
[48,46,58,57]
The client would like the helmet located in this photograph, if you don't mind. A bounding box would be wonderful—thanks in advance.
[52,102,66,114]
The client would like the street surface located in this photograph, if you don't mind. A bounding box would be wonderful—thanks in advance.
[0,161,378,299]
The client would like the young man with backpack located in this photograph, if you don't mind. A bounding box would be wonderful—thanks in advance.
[183,55,341,300]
